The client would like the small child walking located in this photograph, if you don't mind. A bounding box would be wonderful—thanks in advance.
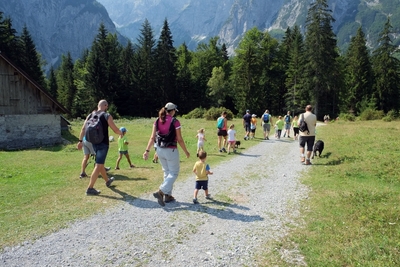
[227,124,237,154]
[195,128,207,157]
[192,151,213,204]
[115,127,135,169]
[275,116,284,139]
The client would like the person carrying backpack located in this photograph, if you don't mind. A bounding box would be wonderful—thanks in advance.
[216,111,228,152]
[143,102,190,207]
[261,109,273,140]
[77,100,122,195]
[283,111,292,138]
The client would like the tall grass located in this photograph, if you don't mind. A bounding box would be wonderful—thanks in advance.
[261,120,400,266]
[0,117,260,250]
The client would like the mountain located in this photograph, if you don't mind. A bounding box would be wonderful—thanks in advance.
[97,0,400,53]
[0,0,126,71]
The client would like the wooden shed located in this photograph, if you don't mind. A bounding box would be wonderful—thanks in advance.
[0,51,70,150]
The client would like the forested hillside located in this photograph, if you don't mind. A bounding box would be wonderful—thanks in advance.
[1,0,399,121]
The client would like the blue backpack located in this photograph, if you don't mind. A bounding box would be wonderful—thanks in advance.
[285,115,291,123]
[217,117,224,129]
[263,114,269,123]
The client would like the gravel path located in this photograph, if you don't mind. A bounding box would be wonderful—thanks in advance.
[1,137,310,267]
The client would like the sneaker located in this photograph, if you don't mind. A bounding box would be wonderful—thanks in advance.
[288,136,290,138]
[233,149,237,153]
[105,167,111,172]
[205,194,212,200]
[222,147,227,153]
[219,149,223,153]
[106,177,115,187]
[153,190,165,206]
[79,172,88,179]
[301,157,305,163]
[193,198,199,204]
[164,194,175,203]
[86,188,100,195]
[304,160,312,165]
[266,136,269,140]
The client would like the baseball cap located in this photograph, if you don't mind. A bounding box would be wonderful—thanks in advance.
[120,127,127,132]
[246,109,250,113]
[165,102,178,112]
[252,114,256,117]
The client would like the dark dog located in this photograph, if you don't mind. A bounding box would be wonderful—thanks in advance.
[312,140,324,159]
[234,141,241,148]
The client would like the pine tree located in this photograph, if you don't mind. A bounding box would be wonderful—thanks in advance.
[56,52,76,115]
[20,25,46,89]
[302,0,340,118]
[343,27,374,115]
[175,42,194,114]
[134,19,157,117]
[371,17,400,112]
[48,66,58,99]
[154,19,177,107]
[0,13,22,63]
[284,25,305,113]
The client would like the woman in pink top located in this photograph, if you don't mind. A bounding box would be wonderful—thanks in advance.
[143,102,190,206]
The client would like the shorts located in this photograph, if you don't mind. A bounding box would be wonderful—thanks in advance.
[119,150,129,155]
[285,123,291,130]
[83,139,95,155]
[263,123,271,132]
[251,128,256,133]
[92,143,109,164]
[217,129,227,137]
[299,136,315,152]
[195,180,208,190]
[228,140,235,145]
[293,127,299,135]
[244,124,251,132]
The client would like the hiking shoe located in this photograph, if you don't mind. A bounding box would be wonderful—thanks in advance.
[288,135,290,138]
[304,160,312,165]
[106,177,115,187]
[86,188,100,195]
[105,167,111,172]
[79,172,88,179]
[164,194,176,203]
[153,190,165,206]
[205,194,212,200]
[222,147,227,153]
[193,198,199,204]
[219,149,223,153]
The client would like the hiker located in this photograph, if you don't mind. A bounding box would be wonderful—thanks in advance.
[299,105,317,165]
[283,111,292,138]
[143,102,190,206]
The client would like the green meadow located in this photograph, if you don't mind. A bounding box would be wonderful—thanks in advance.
[1,118,399,266]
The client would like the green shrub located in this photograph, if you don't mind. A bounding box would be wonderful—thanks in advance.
[338,113,356,121]
[183,107,207,119]
[359,108,385,120]
[203,107,234,120]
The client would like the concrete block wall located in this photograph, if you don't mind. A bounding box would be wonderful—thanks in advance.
[0,114,62,150]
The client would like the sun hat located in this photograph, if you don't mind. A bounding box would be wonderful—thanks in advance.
[120,127,127,132]
[165,102,178,112]
[252,114,256,117]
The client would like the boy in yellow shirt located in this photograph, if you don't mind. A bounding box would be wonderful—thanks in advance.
[192,151,213,204]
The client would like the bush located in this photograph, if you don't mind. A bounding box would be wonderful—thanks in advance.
[337,113,356,121]
[183,107,207,119]
[382,109,398,122]
[359,109,385,120]
[203,107,234,120]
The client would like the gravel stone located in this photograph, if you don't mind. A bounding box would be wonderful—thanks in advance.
[1,138,310,266]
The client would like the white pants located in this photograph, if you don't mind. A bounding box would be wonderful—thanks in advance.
[156,147,180,195]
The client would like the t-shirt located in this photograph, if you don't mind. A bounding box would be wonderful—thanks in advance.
[243,113,252,124]
[227,129,236,141]
[154,115,181,148]
[118,135,129,151]
[197,133,205,143]
[275,119,284,130]
[251,118,257,129]
[299,112,317,136]
[193,161,208,181]
[292,120,299,128]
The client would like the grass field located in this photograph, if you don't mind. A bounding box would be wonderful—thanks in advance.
[1,118,400,267]
[0,117,258,250]
[261,120,400,266]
